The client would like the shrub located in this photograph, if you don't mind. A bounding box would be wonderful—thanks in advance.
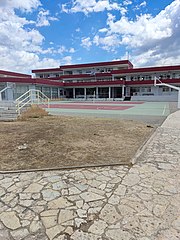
[18,104,49,120]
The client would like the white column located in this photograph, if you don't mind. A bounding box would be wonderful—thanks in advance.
[29,85,36,102]
[122,85,125,98]
[84,87,86,99]
[96,87,98,98]
[111,87,114,98]
[58,88,60,98]
[178,90,180,109]
[50,87,53,99]
[152,85,159,96]
[73,88,75,99]
[109,87,111,99]
[6,88,14,101]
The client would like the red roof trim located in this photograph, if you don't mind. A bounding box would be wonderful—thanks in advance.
[64,80,124,87]
[0,77,64,87]
[32,68,62,73]
[60,60,133,69]
[35,79,64,86]
[0,70,31,78]
[60,72,112,79]
[126,79,180,85]
[112,65,180,75]
[0,77,179,88]
[64,78,180,87]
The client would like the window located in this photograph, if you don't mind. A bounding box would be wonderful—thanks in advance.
[142,87,151,92]
[162,87,169,92]
[52,88,58,98]
[65,71,73,75]
[44,74,50,78]
[131,87,140,92]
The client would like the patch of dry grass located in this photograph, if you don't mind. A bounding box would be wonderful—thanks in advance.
[18,105,49,121]
[0,115,153,171]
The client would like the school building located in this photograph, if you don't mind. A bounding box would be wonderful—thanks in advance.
[1,60,180,101]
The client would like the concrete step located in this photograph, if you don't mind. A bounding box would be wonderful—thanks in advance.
[0,101,17,120]
[0,115,17,118]
[0,101,33,121]
[0,111,17,115]
[0,106,17,111]
[0,117,17,121]
[0,109,17,113]
[0,101,16,107]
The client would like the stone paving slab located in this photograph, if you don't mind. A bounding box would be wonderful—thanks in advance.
[0,111,180,240]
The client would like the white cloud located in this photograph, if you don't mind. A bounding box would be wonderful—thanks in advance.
[36,9,50,26]
[0,0,41,12]
[99,28,108,33]
[57,46,67,54]
[106,12,172,46]
[140,1,147,7]
[134,1,147,11]
[36,9,58,27]
[69,48,75,53]
[93,34,120,51]
[123,0,132,6]
[81,37,92,50]
[0,2,61,73]
[61,0,121,15]
[0,48,61,74]
[61,3,69,13]
[57,46,75,55]
[32,57,63,71]
[62,56,72,65]
[92,0,180,66]
[0,8,44,52]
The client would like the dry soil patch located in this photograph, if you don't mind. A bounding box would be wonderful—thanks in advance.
[0,116,153,171]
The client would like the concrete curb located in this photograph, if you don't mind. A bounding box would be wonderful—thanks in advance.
[0,162,131,175]
[131,127,158,165]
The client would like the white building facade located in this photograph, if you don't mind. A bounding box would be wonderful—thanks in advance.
[1,60,180,102]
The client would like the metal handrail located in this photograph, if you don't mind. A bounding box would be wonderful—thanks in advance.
[15,89,50,115]
[15,89,31,102]
[0,87,10,101]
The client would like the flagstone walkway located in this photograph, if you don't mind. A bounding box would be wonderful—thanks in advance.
[0,110,180,240]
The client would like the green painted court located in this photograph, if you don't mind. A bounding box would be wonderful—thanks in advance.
[44,101,177,126]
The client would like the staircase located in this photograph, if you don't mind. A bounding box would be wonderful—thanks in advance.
[0,101,18,121]
[15,89,50,115]
[0,90,50,121]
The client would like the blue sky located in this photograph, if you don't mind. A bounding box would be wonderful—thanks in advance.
[0,0,179,73]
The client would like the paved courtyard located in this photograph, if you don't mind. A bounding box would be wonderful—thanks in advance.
[0,110,180,240]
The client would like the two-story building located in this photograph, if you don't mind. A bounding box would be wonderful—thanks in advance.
[0,60,180,101]
[32,60,180,102]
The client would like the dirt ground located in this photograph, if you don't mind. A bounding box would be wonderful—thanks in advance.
[0,115,153,171]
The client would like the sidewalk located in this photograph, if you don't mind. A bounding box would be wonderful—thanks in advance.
[0,111,180,240]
